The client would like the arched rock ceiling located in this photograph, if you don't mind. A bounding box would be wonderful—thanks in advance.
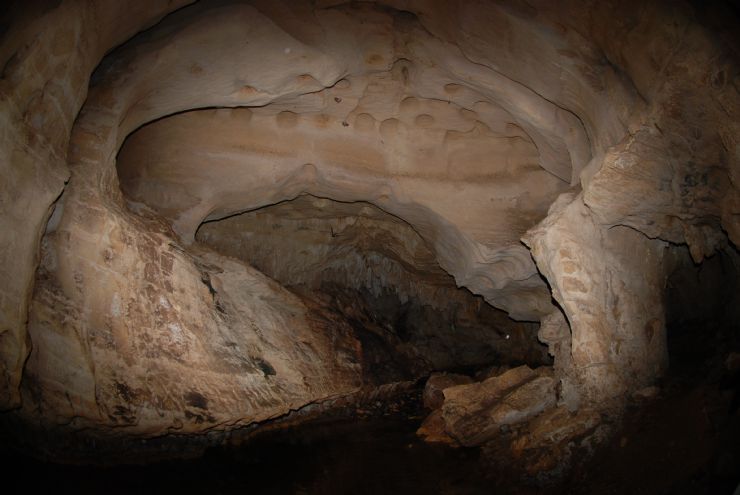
[110,0,638,320]
[0,0,194,409]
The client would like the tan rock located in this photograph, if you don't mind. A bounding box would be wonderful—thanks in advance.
[441,365,554,446]
[511,406,601,454]
[423,373,474,410]
[416,409,458,446]
[489,376,557,425]
[509,405,602,476]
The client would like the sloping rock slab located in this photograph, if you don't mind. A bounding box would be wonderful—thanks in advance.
[423,372,474,410]
[440,365,555,446]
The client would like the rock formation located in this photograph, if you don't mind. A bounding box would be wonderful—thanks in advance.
[0,0,738,477]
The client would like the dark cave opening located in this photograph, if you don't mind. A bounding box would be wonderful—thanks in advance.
[664,249,740,375]
[195,193,550,387]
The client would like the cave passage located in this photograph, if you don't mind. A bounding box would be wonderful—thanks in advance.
[195,193,550,386]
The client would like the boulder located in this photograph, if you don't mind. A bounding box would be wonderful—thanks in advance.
[511,406,601,454]
[422,372,474,410]
[509,406,602,475]
[416,409,458,446]
[440,365,555,446]
[488,376,557,426]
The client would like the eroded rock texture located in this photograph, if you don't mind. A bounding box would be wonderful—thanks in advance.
[0,0,194,410]
[0,0,738,468]
[196,195,546,373]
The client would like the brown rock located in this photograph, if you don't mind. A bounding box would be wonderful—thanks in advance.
[423,372,474,410]
[511,406,601,455]
[441,366,554,446]
[726,352,740,373]
[632,386,660,401]
[509,405,602,476]
[489,376,557,426]
[474,364,510,382]
[416,409,458,446]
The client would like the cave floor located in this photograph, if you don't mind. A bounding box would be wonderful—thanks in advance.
[1,325,738,495]
[0,388,495,495]
[3,380,737,495]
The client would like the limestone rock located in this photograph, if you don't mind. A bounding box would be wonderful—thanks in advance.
[416,409,458,446]
[512,406,601,453]
[727,352,740,373]
[440,365,555,446]
[488,376,557,426]
[0,0,191,411]
[423,373,474,410]
[196,195,547,373]
[509,406,602,476]
[474,365,511,382]
[524,196,671,405]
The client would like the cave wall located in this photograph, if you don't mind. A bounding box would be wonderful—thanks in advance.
[0,0,737,447]
[195,195,548,371]
[525,195,671,407]
[526,0,740,404]
[0,0,194,410]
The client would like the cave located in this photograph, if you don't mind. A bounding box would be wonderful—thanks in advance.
[193,193,550,377]
[1,1,739,493]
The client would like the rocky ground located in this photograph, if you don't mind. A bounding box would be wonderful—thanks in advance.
[2,331,736,495]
